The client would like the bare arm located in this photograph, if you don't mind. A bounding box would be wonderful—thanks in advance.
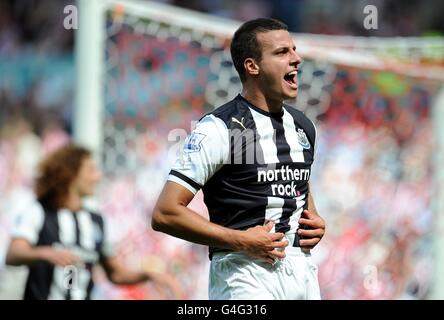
[151,181,288,264]
[101,255,153,285]
[6,238,79,267]
[101,255,184,298]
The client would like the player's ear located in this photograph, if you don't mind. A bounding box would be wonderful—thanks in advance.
[244,58,259,77]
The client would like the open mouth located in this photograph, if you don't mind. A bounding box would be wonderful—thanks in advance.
[284,70,298,88]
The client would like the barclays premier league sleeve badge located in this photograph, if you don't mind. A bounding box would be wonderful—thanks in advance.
[297,129,310,149]
[184,132,206,153]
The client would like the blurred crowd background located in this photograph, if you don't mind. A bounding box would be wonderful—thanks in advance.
[1,0,443,299]
[169,0,444,36]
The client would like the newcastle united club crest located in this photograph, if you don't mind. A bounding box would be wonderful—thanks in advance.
[297,129,310,149]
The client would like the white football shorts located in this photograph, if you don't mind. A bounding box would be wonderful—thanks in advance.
[209,246,321,300]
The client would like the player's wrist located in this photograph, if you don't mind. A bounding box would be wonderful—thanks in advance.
[34,246,52,262]
[225,229,248,252]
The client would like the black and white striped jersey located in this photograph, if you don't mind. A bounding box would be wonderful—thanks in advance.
[11,200,115,300]
[168,94,316,258]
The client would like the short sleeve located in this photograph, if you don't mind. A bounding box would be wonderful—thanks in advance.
[168,114,229,194]
[11,201,45,245]
[100,217,116,258]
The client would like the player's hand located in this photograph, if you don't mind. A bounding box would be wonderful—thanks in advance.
[40,247,81,267]
[149,272,185,299]
[240,221,288,265]
[297,209,325,251]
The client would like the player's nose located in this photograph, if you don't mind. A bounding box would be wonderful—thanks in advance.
[290,49,302,67]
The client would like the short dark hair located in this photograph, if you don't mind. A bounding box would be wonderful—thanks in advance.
[230,18,288,82]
